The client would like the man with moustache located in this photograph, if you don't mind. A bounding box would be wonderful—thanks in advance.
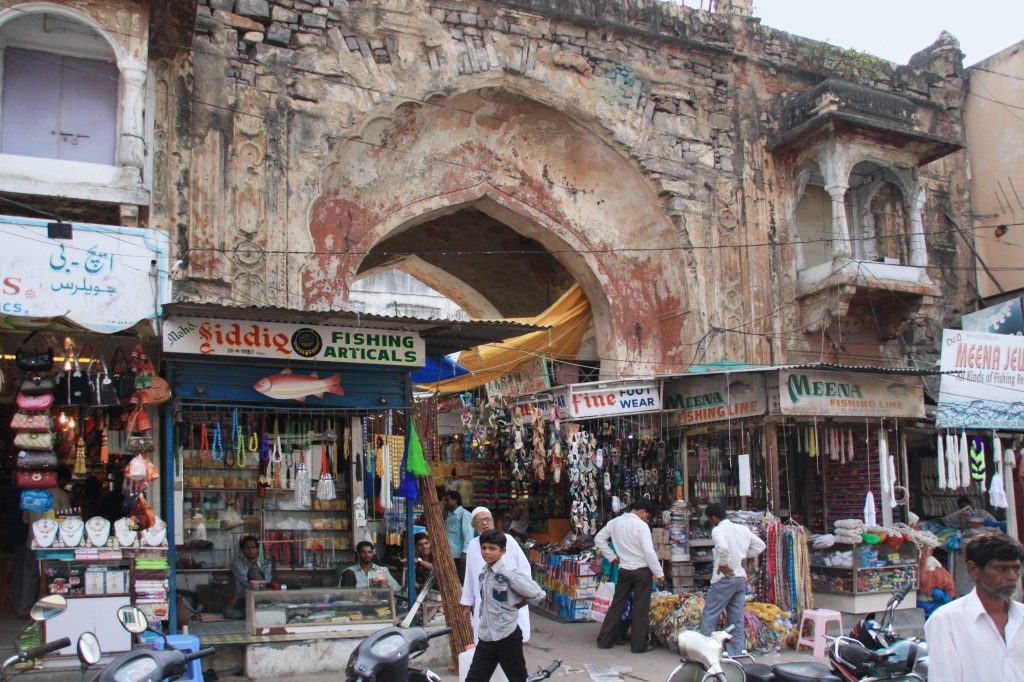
[925,532,1024,682]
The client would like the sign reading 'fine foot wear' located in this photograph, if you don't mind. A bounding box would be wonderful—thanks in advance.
[162,315,425,368]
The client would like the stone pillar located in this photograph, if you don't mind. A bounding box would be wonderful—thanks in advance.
[908,187,928,267]
[118,65,147,185]
[824,181,852,258]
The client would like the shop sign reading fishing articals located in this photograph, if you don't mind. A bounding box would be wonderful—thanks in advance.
[163,316,425,368]
[662,373,767,427]
[778,369,924,418]
[553,380,661,419]
[937,329,1024,429]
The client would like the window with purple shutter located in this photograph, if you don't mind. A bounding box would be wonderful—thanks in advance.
[1,48,118,165]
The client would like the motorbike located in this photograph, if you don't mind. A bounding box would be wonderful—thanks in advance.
[827,583,927,682]
[345,624,562,682]
[0,595,72,681]
[667,625,845,682]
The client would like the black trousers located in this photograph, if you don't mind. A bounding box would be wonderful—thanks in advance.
[596,567,652,653]
[465,627,528,682]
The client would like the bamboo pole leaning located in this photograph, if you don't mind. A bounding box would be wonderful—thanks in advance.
[418,475,474,671]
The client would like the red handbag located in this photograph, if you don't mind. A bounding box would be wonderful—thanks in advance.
[17,469,56,489]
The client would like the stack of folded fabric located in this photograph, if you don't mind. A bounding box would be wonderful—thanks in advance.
[833,519,866,544]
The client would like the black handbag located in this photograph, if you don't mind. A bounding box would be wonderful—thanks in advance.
[92,352,119,406]
[15,331,53,372]
[55,343,91,406]
[16,450,58,470]
[20,374,55,395]
[110,347,136,401]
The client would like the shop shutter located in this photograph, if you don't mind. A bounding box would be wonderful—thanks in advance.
[169,359,409,409]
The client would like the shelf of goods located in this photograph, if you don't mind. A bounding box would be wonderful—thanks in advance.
[527,547,597,622]
[686,429,768,510]
[247,586,395,635]
[807,438,882,533]
[180,455,353,571]
[808,540,919,614]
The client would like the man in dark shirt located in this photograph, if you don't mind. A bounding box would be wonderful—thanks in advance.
[223,535,272,619]
[4,481,31,617]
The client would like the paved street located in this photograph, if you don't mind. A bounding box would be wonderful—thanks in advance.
[240,614,820,682]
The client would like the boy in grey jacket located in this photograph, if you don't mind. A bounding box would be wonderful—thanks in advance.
[464,529,545,682]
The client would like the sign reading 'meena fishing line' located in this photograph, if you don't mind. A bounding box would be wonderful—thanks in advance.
[163,316,426,367]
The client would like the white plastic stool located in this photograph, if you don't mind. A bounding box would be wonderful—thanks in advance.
[459,648,509,682]
[796,609,843,658]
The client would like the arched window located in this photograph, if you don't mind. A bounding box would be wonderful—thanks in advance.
[793,164,833,270]
[0,11,118,165]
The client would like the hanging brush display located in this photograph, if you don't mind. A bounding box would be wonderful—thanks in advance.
[295,448,311,509]
[317,442,336,500]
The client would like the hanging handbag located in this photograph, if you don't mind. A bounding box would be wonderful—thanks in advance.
[16,392,54,411]
[124,410,153,453]
[55,343,91,406]
[15,331,53,372]
[16,451,58,470]
[11,412,54,433]
[14,432,55,451]
[130,345,171,406]
[110,347,136,402]
[92,351,119,406]
[20,374,55,396]
[17,470,57,489]
[20,489,53,513]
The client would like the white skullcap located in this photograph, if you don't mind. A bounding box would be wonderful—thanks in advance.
[471,507,492,519]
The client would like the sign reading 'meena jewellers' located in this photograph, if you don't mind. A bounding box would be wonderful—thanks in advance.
[554,380,661,419]
[163,315,426,368]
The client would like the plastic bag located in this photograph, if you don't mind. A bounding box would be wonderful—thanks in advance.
[589,581,615,623]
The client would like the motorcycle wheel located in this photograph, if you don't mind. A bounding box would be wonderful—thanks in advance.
[665,661,744,682]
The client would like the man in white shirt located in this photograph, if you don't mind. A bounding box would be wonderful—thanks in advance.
[699,503,766,657]
[926,532,1024,682]
[461,507,533,642]
[594,499,665,653]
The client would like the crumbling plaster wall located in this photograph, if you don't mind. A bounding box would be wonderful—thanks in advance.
[153,0,976,376]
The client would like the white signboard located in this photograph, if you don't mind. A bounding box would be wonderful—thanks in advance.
[163,315,426,367]
[0,216,169,332]
[937,329,1024,429]
[553,380,661,419]
[485,356,550,400]
[779,369,924,418]
[663,373,767,427]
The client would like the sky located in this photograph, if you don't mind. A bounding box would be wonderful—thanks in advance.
[741,0,1024,67]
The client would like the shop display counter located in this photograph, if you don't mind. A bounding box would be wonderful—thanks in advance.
[808,540,918,614]
[247,586,395,635]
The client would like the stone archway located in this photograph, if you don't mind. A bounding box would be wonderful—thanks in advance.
[302,88,692,375]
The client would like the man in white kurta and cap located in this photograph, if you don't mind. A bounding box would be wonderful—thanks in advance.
[461,506,533,642]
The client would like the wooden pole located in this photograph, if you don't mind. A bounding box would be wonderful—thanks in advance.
[418,473,474,670]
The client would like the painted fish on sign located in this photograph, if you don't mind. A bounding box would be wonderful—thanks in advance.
[254,368,345,402]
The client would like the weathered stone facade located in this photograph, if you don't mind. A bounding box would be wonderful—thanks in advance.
[2,0,975,380]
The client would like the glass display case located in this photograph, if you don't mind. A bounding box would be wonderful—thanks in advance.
[808,540,918,613]
[247,586,395,635]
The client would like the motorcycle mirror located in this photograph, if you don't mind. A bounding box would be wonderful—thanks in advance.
[30,595,67,621]
[116,605,150,634]
[77,632,102,666]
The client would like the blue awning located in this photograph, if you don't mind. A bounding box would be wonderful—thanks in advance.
[411,355,469,384]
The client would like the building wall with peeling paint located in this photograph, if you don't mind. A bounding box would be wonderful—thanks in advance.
[144,0,978,380]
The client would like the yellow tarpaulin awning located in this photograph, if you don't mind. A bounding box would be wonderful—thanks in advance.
[419,284,591,393]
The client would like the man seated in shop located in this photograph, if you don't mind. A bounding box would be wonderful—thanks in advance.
[223,535,273,619]
[340,541,402,591]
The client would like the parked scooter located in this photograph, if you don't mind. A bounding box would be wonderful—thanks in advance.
[0,595,72,681]
[827,583,927,681]
[345,625,562,682]
[667,625,845,682]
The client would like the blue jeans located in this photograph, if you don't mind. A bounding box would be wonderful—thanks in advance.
[699,576,747,657]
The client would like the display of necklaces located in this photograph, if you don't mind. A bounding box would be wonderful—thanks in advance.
[33,518,58,548]
[142,517,168,546]
[86,516,111,547]
[114,517,138,547]
[59,516,85,547]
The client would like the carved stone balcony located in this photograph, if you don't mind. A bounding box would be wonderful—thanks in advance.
[797,258,940,339]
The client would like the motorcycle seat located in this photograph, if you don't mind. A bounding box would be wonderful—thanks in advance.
[742,662,775,682]
[770,662,841,682]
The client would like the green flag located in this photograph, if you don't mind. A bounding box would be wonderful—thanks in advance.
[406,421,430,477]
